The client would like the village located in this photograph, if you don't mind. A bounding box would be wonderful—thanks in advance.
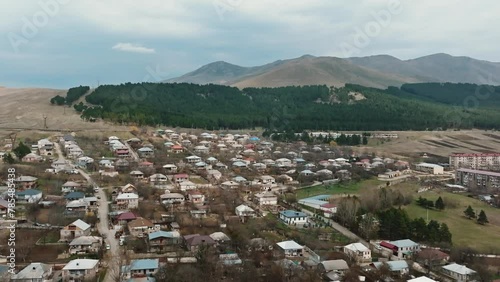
[0,129,499,282]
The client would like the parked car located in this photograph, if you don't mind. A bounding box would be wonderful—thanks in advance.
[106,244,111,250]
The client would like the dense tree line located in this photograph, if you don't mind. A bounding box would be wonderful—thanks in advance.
[50,85,90,106]
[377,208,452,244]
[267,130,367,145]
[50,82,500,130]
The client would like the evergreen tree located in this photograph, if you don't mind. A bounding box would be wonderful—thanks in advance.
[426,220,441,243]
[435,197,445,210]
[362,136,368,145]
[439,223,452,243]
[2,153,15,164]
[464,205,476,219]
[13,142,31,159]
[477,210,488,225]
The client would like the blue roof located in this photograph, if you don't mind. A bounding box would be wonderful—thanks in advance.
[148,231,177,240]
[390,239,419,248]
[280,210,307,218]
[16,189,41,196]
[130,259,159,271]
[0,265,9,274]
[65,192,85,199]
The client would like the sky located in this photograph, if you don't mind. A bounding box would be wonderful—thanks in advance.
[1,0,499,89]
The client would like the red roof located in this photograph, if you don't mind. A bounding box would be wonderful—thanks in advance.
[174,174,189,179]
[172,145,183,150]
[320,203,336,208]
[140,161,153,166]
[117,212,137,220]
[380,241,397,250]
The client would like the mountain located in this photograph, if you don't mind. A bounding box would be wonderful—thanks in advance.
[166,53,500,88]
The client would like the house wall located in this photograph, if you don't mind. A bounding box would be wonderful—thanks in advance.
[63,266,97,282]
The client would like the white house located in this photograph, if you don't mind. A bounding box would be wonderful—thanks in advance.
[381,239,420,259]
[254,191,278,206]
[15,189,42,203]
[344,243,371,262]
[276,240,304,257]
[62,259,99,282]
[123,259,159,279]
[415,163,444,175]
[442,263,477,282]
[116,193,139,209]
[235,204,255,220]
[11,263,53,281]
[60,219,91,241]
[69,236,102,255]
[61,181,82,193]
[279,210,308,226]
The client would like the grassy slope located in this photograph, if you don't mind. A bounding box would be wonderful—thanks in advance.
[296,179,383,199]
[403,190,500,253]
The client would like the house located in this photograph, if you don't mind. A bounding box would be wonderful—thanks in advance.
[116,193,139,209]
[115,158,130,171]
[14,176,38,189]
[416,248,450,266]
[138,161,154,169]
[163,164,178,173]
[190,209,207,219]
[187,191,205,205]
[22,152,43,162]
[320,203,337,217]
[186,155,201,164]
[149,174,168,186]
[0,198,9,216]
[171,145,184,153]
[276,158,292,167]
[123,259,159,279]
[276,240,304,257]
[408,277,438,282]
[117,211,137,225]
[62,259,99,282]
[219,253,243,266]
[194,145,209,154]
[209,232,231,244]
[38,138,54,156]
[380,239,420,259]
[300,170,315,176]
[15,189,42,203]
[235,204,255,221]
[343,243,371,263]
[11,262,53,281]
[207,169,222,181]
[99,159,114,169]
[173,173,189,183]
[128,217,155,237]
[279,210,308,226]
[221,181,240,189]
[130,170,145,180]
[61,181,82,193]
[254,191,278,206]
[179,181,196,191]
[69,236,102,254]
[372,260,409,276]
[121,183,137,193]
[65,191,85,201]
[66,199,89,211]
[160,192,185,204]
[318,259,350,276]
[148,231,181,252]
[60,219,91,241]
[184,234,217,252]
[442,263,477,282]
[137,147,155,158]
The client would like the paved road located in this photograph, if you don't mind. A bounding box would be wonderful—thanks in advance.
[54,138,120,281]
[124,141,139,162]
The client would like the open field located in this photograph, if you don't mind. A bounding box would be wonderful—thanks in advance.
[357,130,500,160]
[403,190,500,253]
[296,179,384,199]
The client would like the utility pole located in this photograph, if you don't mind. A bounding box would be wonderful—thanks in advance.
[43,115,48,129]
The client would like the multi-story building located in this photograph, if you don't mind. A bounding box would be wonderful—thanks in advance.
[455,168,500,190]
[449,153,500,170]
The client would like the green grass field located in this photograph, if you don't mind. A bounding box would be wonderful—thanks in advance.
[296,179,383,199]
[403,190,500,253]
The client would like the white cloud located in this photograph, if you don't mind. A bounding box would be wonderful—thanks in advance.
[112,43,155,54]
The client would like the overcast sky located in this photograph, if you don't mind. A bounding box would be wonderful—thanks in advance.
[1,0,499,88]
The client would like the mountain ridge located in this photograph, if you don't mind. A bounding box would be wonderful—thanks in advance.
[166,53,500,88]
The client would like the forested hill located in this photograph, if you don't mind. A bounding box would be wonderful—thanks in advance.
[64,82,500,131]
